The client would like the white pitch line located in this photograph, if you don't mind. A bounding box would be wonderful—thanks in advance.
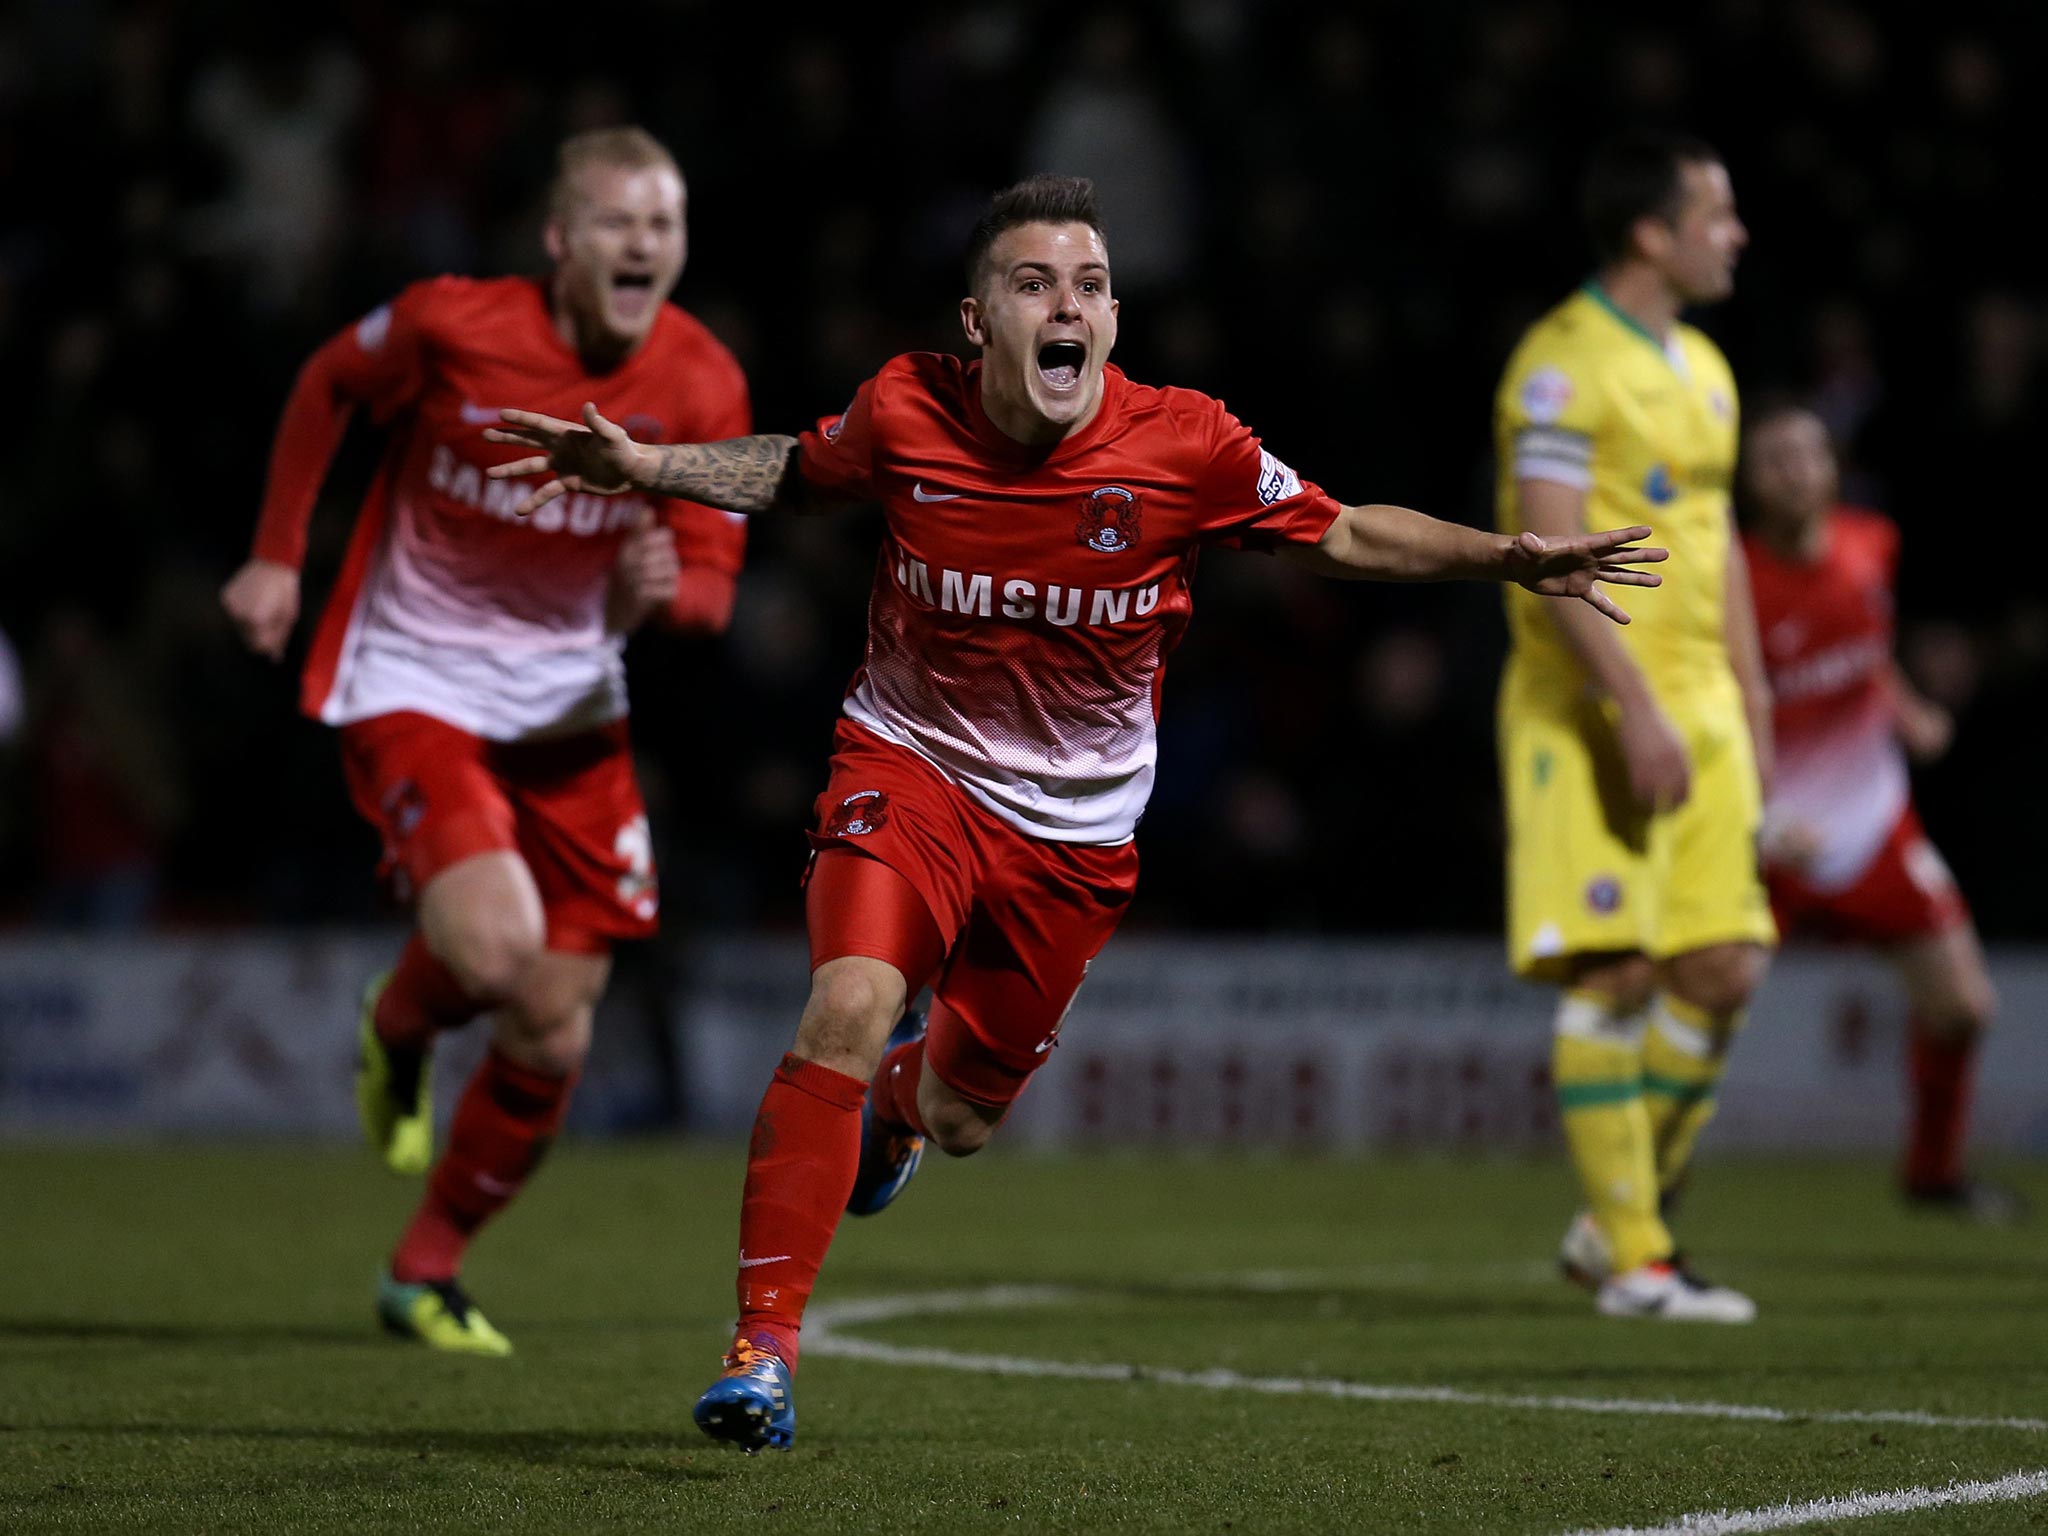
[1177,1260,1558,1291]
[804,1285,2048,1435]
[1564,1468,2048,1535]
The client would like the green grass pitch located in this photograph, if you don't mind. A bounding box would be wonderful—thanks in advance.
[4,1144,2047,1533]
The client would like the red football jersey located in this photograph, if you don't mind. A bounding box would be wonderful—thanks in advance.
[1744,507,1908,890]
[797,354,1343,844]
[255,275,750,739]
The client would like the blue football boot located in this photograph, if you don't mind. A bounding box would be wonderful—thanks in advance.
[693,1336,796,1452]
[846,1010,927,1216]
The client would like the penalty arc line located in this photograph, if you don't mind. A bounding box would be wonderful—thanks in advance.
[804,1285,2048,1436]
[1562,1467,2048,1535]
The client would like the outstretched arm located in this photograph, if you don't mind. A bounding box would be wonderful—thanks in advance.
[1279,500,1667,624]
[224,303,429,660]
[487,404,836,519]
[248,332,371,571]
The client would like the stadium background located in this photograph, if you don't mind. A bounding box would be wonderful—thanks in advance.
[0,2,2042,1112]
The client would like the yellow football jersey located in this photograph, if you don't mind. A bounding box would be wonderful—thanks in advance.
[1494,283,1740,713]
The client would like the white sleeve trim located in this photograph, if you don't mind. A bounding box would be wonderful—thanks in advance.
[1511,425,1593,489]
[1513,457,1594,490]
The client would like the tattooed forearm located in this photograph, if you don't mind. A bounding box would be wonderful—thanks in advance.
[645,434,805,514]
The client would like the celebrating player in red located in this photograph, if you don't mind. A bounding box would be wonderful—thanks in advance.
[489,175,1666,1448]
[220,128,751,1354]
[1742,405,2018,1222]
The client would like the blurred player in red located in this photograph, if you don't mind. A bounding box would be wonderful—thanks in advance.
[220,128,750,1353]
[489,175,1665,1449]
[1742,405,2018,1222]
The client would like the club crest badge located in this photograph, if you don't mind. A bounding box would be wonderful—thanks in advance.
[381,777,427,839]
[1077,485,1142,553]
[1519,366,1574,425]
[826,789,890,837]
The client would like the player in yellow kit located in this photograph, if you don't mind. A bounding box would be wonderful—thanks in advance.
[1495,131,1776,1323]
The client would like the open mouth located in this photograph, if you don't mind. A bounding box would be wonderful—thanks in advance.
[1037,340,1087,392]
[611,272,656,319]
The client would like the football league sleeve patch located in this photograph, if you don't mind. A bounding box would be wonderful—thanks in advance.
[1194,406,1344,551]
[1507,363,1599,490]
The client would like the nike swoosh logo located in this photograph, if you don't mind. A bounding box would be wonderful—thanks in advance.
[738,1253,791,1269]
[459,402,500,425]
[912,483,961,502]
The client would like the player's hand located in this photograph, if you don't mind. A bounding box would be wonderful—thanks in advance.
[1760,818,1822,872]
[220,558,301,661]
[1616,703,1692,812]
[1506,526,1667,625]
[605,511,682,633]
[1896,692,1954,763]
[485,402,658,518]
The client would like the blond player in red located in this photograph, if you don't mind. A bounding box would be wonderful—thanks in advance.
[1742,405,2018,1222]
[220,128,750,1354]
[489,175,1667,1450]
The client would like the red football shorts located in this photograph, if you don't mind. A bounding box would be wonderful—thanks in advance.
[804,718,1138,1108]
[338,710,656,953]
[1768,803,1969,948]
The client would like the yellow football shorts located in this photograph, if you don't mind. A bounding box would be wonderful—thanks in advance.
[1500,669,1777,982]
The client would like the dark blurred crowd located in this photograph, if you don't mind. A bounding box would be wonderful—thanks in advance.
[3,1,2044,939]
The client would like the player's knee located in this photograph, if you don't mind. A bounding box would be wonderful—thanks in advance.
[795,961,902,1074]
[1924,976,1998,1039]
[923,1098,997,1158]
[504,959,605,1051]
[439,916,546,1001]
[1665,943,1768,1019]
[916,1070,1004,1157]
[1566,953,1657,1014]
[1962,980,1998,1035]
[495,1005,593,1078]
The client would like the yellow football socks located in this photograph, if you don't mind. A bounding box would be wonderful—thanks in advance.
[1552,989,1670,1272]
[1642,994,1739,1195]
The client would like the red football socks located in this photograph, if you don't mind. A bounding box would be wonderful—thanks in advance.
[868,1036,929,1137]
[732,1053,869,1371]
[1904,1018,1977,1192]
[390,1048,576,1283]
[374,933,483,1052]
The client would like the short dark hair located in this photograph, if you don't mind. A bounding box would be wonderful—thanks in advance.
[964,174,1106,293]
[1581,130,1722,263]
[1742,390,1821,438]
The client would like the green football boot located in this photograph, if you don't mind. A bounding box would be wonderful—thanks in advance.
[376,1272,513,1357]
[354,970,434,1177]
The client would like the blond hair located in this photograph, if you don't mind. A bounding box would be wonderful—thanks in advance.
[547,127,682,221]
